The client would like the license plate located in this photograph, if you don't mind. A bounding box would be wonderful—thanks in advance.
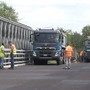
[43,54,47,56]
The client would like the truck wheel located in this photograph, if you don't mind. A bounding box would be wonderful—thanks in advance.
[34,59,38,65]
[61,58,64,64]
[57,58,61,65]
[57,60,60,65]
[28,57,34,65]
[57,56,64,65]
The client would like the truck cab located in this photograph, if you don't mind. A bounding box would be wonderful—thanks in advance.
[84,38,90,62]
[31,28,67,65]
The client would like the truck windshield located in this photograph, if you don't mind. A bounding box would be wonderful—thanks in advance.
[34,33,60,43]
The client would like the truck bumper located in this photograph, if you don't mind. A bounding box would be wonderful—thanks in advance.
[32,56,60,60]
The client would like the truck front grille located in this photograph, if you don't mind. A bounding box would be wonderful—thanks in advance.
[38,50,54,57]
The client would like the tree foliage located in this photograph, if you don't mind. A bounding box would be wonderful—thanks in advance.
[82,25,90,39]
[58,25,90,52]
[0,1,19,21]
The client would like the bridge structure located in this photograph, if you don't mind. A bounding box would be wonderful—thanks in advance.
[0,16,33,67]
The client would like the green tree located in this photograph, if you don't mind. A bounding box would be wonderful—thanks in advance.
[57,26,90,52]
[82,25,90,39]
[65,29,82,51]
[0,1,19,21]
[71,32,82,50]
[64,29,73,43]
[79,25,90,51]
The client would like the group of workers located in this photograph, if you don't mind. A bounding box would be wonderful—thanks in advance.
[0,41,85,70]
[0,41,16,69]
[0,42,74,69]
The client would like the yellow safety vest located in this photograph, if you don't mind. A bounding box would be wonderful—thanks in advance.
[10,44,16,55]
[0,45,5,57]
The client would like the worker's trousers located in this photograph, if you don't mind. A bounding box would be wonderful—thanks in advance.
[0,57,4,68]
[64,56,71,68]
[10,53,15,69]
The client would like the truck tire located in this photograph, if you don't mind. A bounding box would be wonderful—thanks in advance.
[34,59,39,65]
[57,56,64,65]
[57,60,61,65]
[57,58,62,65]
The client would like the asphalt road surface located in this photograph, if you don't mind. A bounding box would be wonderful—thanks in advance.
[0,62,90,90]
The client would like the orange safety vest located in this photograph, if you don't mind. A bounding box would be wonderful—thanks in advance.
[64,45,73,57]
[80,51,84,56]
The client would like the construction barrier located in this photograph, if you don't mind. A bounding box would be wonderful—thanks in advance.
[4,49,32,67]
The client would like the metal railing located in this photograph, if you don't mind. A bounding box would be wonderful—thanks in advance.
[4,49,32,67]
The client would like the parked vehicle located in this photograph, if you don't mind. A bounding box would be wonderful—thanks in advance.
[84,36,90,62]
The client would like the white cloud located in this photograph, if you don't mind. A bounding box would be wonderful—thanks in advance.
[3,0,90,7]
[2,0,90,33]
[29,7,66,20]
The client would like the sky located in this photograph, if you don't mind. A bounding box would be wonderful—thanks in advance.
[1,0,90,33]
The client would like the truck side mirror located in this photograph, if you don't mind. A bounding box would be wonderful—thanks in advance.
[60,34,63,43]
[30,33,33,42]
[62,36,63,43]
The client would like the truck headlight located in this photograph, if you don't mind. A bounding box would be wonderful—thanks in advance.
[33,51,37,56]
[55,51,59,56]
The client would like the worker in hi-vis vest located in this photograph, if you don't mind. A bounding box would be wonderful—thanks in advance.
[64,43,73,69]
[79,50,84,62]
[9,41,16,69]
[0,43,5,69]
